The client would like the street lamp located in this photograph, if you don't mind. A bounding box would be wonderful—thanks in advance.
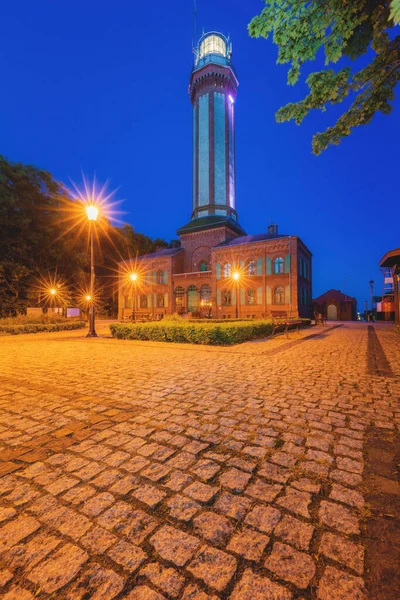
[233,271,240,319]
[129,272,138,321]
[369,280,374,319]
[86,204,99,337]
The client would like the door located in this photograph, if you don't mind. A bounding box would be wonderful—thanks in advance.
[327,304,338,320]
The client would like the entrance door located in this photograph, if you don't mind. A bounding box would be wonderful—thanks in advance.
[327,304,338,320]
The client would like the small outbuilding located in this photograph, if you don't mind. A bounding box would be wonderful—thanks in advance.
[313,289,357,321]
[379,248,400,323]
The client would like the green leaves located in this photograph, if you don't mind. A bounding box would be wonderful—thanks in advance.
[249,0,400,153]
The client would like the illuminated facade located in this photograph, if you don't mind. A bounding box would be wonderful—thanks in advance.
[119,32,312,320]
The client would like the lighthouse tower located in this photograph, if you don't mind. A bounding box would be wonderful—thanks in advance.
[189,32,239,222]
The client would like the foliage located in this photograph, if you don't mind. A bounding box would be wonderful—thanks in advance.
[109,319,312,345]
[0,320,86,335]
[249,1,400,154]
[0,313,81,325]
[163,313,184,322]
[0,155,170,317]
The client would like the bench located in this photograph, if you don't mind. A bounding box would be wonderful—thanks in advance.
[271,318,303,338]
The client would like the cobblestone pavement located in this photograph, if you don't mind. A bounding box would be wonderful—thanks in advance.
[0,322,399,600]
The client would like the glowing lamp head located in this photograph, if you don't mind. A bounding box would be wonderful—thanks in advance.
[86,205,98,221]
[50,288,57,296]
[130,273,138,282]
[85,295,92,302]
[233,272,240,281]
[229,94,235,104]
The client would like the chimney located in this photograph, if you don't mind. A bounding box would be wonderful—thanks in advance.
[268,223,278,236]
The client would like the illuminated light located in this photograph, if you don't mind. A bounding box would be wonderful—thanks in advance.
[86,205,99,221]
[85,295,92,302]
[50,289,57,296]
[229,95,234,104]
[130,273,138,282]
[233,272,240,281]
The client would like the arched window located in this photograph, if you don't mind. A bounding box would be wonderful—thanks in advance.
[274,257,284,274]
[222,290,232,306]
[157,293,164,308]
[248,260,256,275]
[247,289,256,305]
[199,261,208,272]
[274,286,284,304]
[187,285,198,312]
[175,286,185,309]
[223,263,231,278]
[200,284,212,306]
[140,295,148,309]
[157,270,164,284]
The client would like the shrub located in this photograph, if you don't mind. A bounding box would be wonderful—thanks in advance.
[0,321,86,335]
[0,314,82,326]
[162,313,184,322]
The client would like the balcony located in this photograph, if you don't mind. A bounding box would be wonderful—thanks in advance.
[173,271,212,280]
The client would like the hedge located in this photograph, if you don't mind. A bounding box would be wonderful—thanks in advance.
[110,319,310,345]
[0,321,87,335]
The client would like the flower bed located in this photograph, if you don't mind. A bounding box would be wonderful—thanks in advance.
[0,321,86,335]
[110,319,311,346]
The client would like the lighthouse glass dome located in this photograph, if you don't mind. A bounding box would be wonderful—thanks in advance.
[199,34,227,60]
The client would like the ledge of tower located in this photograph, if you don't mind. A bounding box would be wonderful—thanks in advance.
[177,215,246,237]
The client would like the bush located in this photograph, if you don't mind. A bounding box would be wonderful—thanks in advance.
[0,321,86,335]
[110,320,277,345]
[0,314,81,326]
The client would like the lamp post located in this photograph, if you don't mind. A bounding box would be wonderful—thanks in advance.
[86,205,99,337]
[369,280,374,320]
[130,273,138,321]
[233,271,240,319]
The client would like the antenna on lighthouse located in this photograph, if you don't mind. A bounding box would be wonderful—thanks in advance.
[192,0,197,58]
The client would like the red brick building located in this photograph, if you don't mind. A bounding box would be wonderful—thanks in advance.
[118,32,312,320]
[313,290,357,321]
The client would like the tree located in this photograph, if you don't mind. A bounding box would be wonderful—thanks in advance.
[249,1,400,154]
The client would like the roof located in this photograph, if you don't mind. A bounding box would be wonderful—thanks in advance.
[125,247,183,262]
[217,232,290,247]
[177,215,246,237]
[379,248,400,269]
[313,289,356,303]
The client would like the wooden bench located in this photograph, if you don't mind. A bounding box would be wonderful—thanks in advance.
[271,318,303,338]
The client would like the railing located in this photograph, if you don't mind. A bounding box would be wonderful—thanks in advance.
[173,271,212,279]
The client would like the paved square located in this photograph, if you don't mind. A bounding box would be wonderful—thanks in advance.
[0,322,399,598]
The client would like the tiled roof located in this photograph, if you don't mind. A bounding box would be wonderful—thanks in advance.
[216,232,291,247]
[177,215,246,236]
[129,247,183,261]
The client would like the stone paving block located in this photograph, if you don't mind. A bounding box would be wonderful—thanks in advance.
[336,457,364,475]
[274,514,315,551]
[214,491,252,520]
[187,545,237,592]
[317,565,367,599]
[27,542,88,593]
[109,474,139,495]
[166,494,201,522]
[3,586,35,600]
[190,459,220,481]
[181,583,219,599]
[81,491,115,516]
[276,487,312,518]
[265,542,316,589]
[62,484,97,505]
[220,467,252,492]
[80,525,119,553]
[245,505,281,534]
[139,562,185,598]
[184,481,217,503]
[98,503,157,543]
[0,568,13,587]
[131,483,166,507]
[4,531,60,570]
[230,568,293,600]
[329,483,365,509]
[164,470,193,491]
[103,450,130,467]
[193,511,234,545]
[291,477,321,494]
[227,527,270,561]
[150,525,201,566]
[42,505,92,540]
[141,462,171,482]
[64,563,125,600]
[319,532,364,574]
[126,586,166,600]
[0,506,16,522]
[258,461,290,483]
[319,501,360,535]
[0,515,40,553]
[108,539,147,571]
[330,469,362,487]
[246,479,282,502]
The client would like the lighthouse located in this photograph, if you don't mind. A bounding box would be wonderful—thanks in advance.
[189,32,239,222]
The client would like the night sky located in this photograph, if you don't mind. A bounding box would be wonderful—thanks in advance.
[1,1,398,310]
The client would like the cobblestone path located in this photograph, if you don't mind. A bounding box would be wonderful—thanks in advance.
[0,322,399,599]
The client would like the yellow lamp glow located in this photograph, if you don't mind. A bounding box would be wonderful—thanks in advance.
[85,295,92,302]
[86,205,99,221]
[130,273,138,282]
[233,272,240,281]
[50,288,57,295]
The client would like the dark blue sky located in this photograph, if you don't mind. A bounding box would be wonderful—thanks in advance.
[1,1,398,309]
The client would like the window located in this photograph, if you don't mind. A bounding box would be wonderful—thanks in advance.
[157,293,164,308]
[274,286,284,304]
[248,260,256,275]
[157,270,164,284]
[247,289,256,305]
[199,34,227,60]
[175,286,185,309]
[222,290,232,306]
[223,263,231,278]
[199,261,208,272]
[274,257,284,274]
[140,295,148,309]
[187,285,198,312]
[200,284,212,306]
